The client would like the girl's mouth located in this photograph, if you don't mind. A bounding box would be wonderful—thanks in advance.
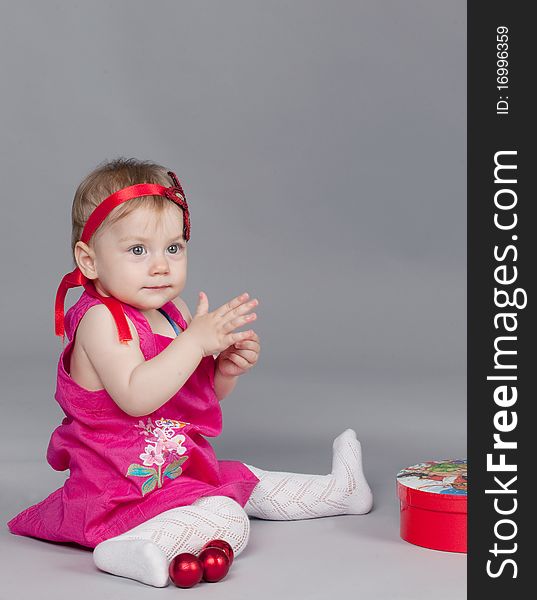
[144,285,171,290]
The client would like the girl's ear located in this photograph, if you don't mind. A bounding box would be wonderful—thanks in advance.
[74,241,98,280]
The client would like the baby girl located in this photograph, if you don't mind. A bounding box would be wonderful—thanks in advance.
[7,158,373,587]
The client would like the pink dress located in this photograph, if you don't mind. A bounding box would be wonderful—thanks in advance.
[7,291,260,548]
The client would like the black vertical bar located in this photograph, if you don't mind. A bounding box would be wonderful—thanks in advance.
[468,1,531,597]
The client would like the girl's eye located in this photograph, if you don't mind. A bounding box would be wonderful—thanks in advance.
[129,244,184,255]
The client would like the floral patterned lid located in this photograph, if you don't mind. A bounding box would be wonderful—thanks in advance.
[397,459,467,496]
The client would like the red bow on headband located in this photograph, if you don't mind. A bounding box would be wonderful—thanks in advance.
[54,171,190,344]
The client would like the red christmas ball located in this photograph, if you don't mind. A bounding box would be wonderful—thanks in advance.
[199,547,230,583]
[169,552,203,588]
[201,539,235,566]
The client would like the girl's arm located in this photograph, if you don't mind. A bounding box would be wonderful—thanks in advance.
[173,297,239,401]
[213,372,239,402]
[76,304,204,417]
[77,293,256,417]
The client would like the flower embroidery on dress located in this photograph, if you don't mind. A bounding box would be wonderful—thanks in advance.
[126,416,191,496]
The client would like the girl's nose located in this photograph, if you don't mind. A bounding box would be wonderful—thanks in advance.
[150,253,170,274]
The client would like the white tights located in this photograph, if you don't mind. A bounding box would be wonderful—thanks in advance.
[93,428,372,587]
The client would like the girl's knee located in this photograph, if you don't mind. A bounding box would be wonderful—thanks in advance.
[195,495,249,521]
[193,495,250,554]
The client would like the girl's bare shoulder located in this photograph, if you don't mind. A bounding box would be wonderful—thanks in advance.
[76,303,140,347]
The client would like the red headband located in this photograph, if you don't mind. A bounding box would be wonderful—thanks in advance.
[54,171,190,344]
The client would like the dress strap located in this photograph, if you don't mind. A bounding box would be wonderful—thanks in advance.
[157,307,181,336]
[158,300,189,331]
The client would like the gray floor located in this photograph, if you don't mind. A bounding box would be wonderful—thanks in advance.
[1,358,466,599]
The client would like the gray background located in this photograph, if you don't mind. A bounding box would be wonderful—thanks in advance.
[1,1,466,598]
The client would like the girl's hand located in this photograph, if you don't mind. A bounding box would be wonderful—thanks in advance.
[216,330,260,377]
[186,291,259,358]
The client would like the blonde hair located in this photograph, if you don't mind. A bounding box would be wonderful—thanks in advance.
[71,157,180,264]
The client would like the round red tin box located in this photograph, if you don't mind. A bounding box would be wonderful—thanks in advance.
[397,459,467,553]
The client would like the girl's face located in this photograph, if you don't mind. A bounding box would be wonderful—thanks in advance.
[79,202,187,311]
